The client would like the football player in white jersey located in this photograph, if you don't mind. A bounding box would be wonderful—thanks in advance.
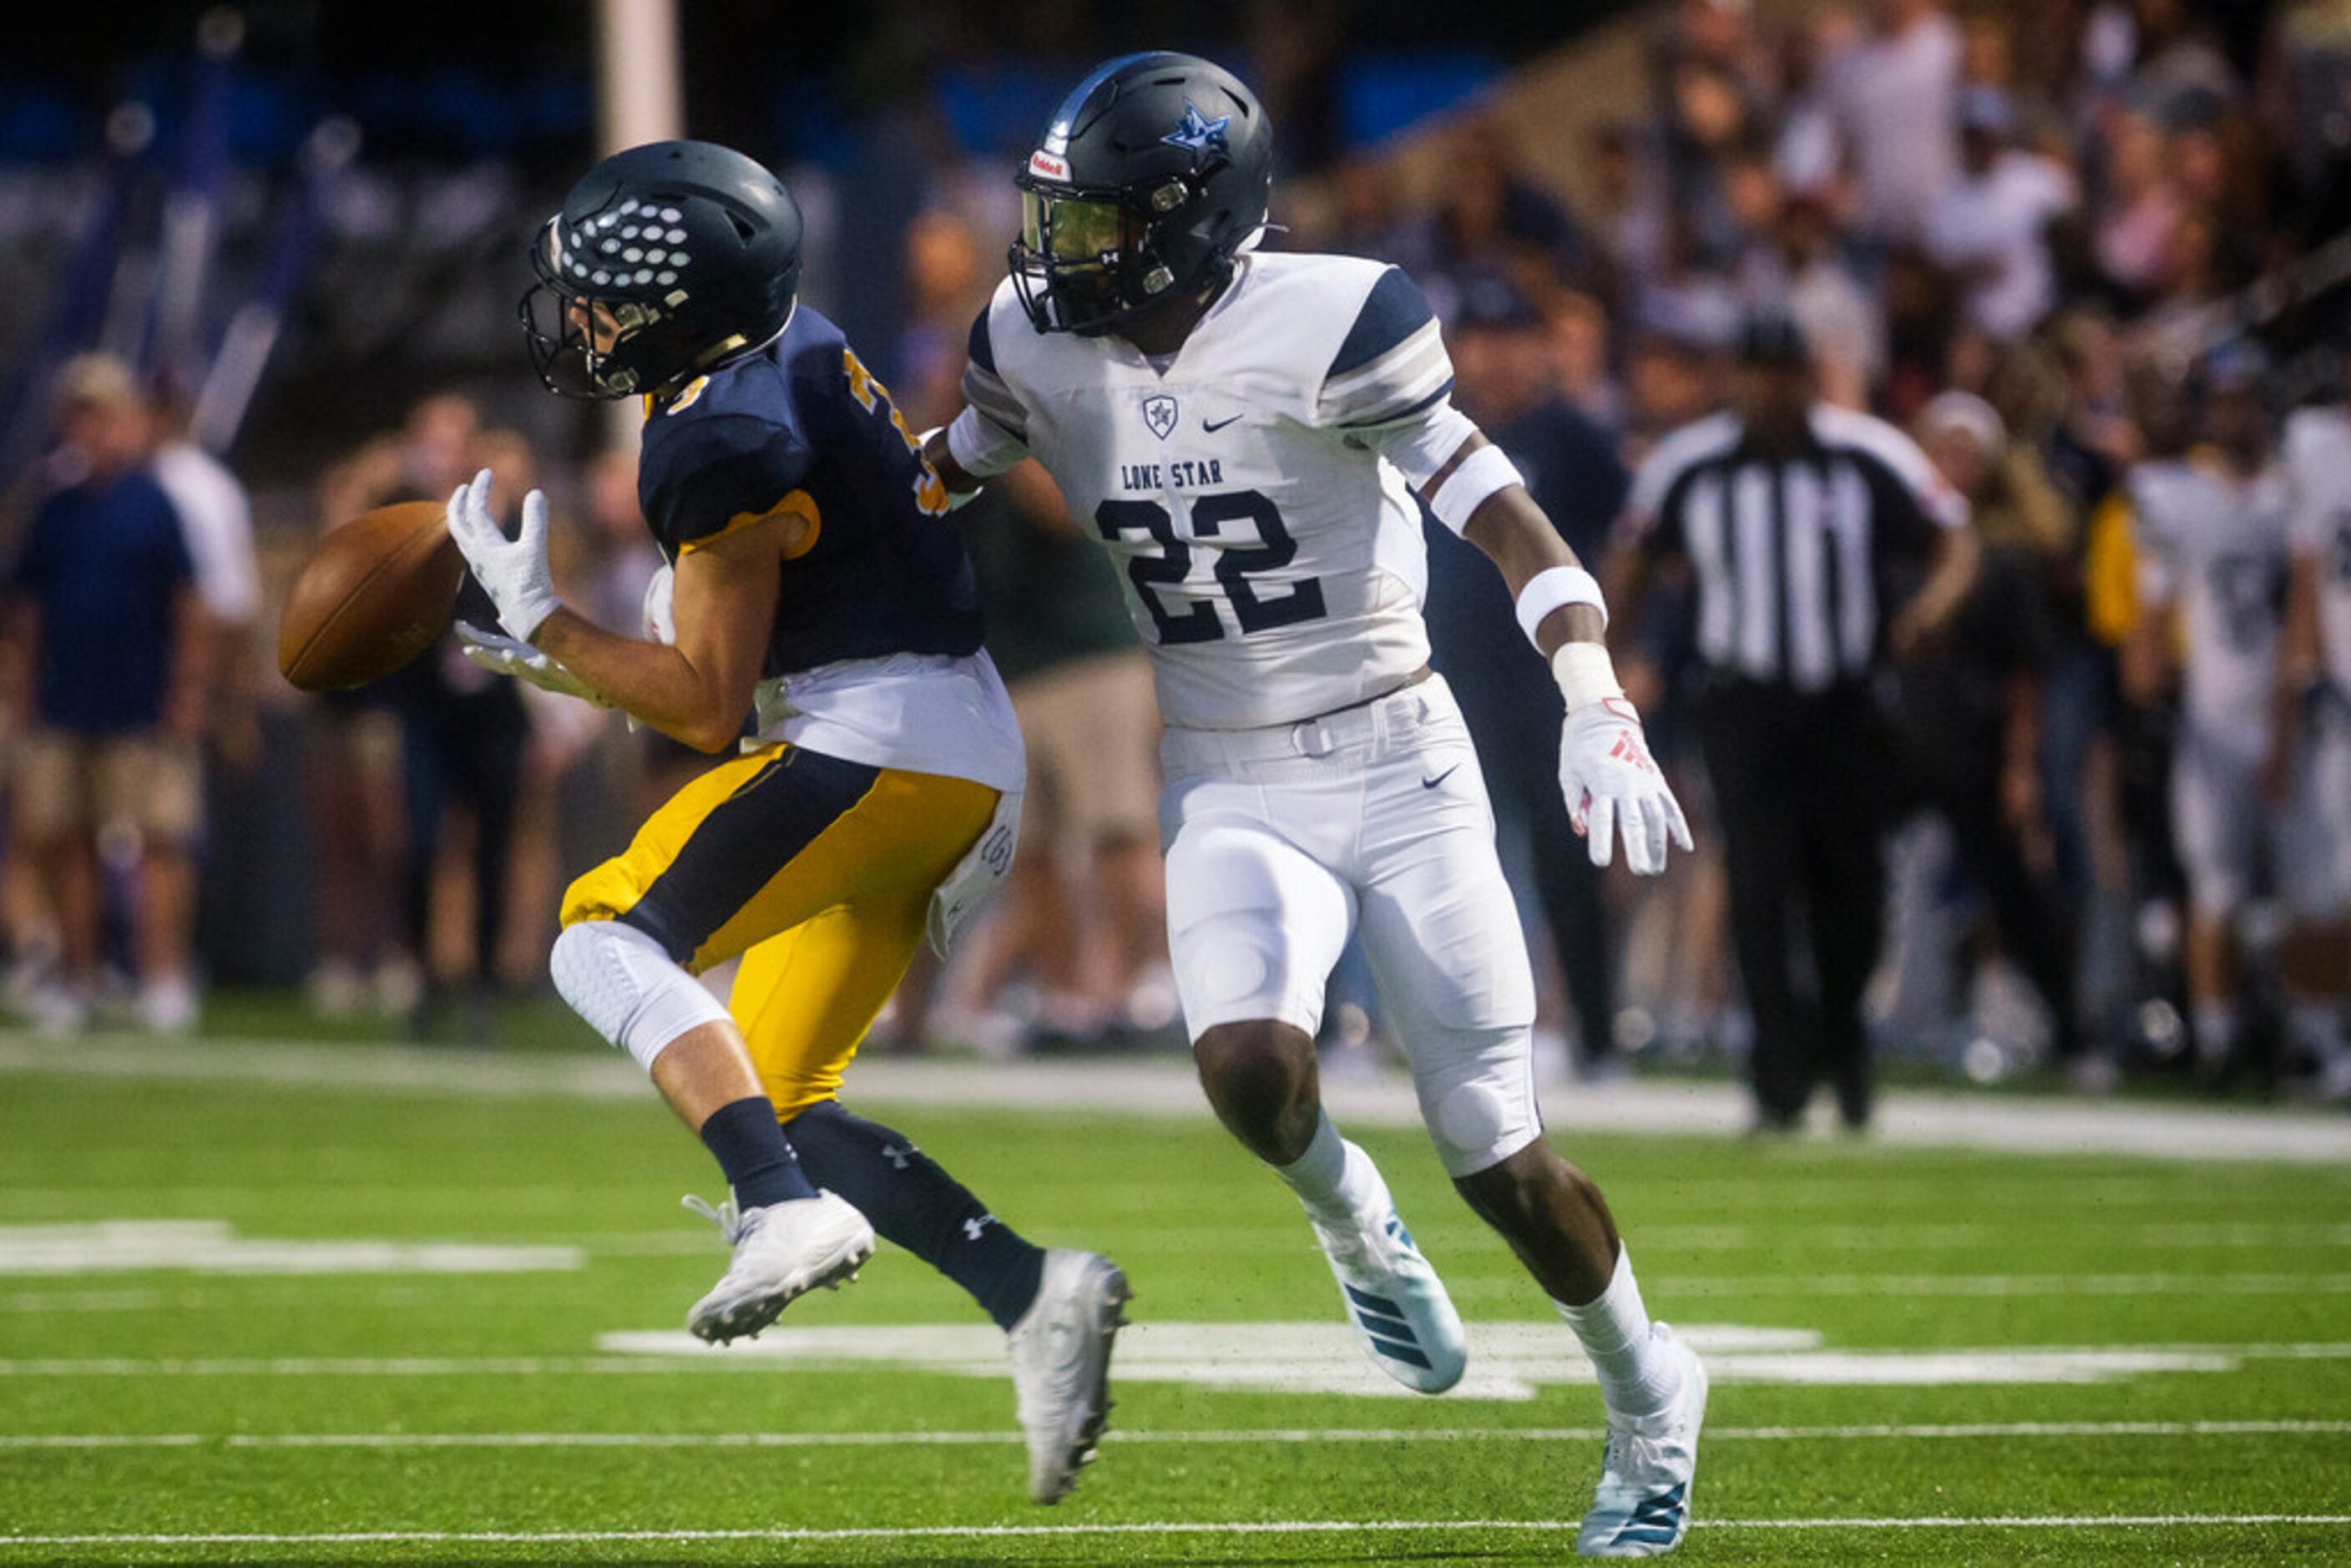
[2280,360,2351,1097]
[923,53,1704,1558]
[2126,342,2348,1088]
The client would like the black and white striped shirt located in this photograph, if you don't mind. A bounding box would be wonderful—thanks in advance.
[1623,406,1968,690]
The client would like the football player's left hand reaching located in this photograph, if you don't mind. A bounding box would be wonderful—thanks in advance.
[446,468,560,641]
[1560,694,1691,877]
[455,623,609,706]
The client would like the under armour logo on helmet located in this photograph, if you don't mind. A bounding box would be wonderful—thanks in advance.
[1160,101,1231,164]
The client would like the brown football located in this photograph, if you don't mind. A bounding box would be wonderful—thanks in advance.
[277,501,464,691]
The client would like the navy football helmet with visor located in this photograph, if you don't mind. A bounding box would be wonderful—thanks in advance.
[521,139,804,400]
[1011,52,1272,337]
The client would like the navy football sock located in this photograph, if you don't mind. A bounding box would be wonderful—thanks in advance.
[784,1100,1044,1330]
[698,1095,817,1208]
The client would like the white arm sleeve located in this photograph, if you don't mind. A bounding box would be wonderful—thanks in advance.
[1351,399,1479,490]
[950,296,1034,479]
[947,404,1029,479]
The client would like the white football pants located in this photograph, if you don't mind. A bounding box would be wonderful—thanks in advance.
[1158,673,1541,1176]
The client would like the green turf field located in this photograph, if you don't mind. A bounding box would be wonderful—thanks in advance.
[1,1035,2348,1564]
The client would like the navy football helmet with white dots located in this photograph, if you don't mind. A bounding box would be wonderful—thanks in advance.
[1011,52,1272,337]
[521,139,803,400]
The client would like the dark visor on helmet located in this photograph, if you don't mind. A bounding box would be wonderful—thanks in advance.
[1020,189,1134,260]
[1010,181,1173,336]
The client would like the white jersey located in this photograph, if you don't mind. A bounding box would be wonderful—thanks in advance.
[2284,406,2351,695]
[959,252,1454,731]
[2128,453,2294,743]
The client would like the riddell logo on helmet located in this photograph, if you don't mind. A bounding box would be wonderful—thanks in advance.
[1028,150,1070,181]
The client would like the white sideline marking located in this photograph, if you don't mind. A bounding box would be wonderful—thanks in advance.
[592,1320,2289,1399]
[1657,1272,2351,1297]
[0,1222,579,1277]
[8,1340,2351,1388]
[3,1419,2345,1450]
[5,1035,2347,1164]
[1708,1514,2351,1530]
[2,1515,2347,1549]
[6,1222,2343,1285]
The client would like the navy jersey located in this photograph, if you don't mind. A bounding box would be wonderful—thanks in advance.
[636,306,984,678]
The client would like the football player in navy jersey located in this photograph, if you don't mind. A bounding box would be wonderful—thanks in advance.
[447,139,1125,1505]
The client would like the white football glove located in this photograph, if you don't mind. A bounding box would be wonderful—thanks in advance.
[445,468,560,641]
[454,623,609,706]
[1560,695,1691,876]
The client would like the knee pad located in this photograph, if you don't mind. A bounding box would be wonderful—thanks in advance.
[1163,819,1353,1038]
[550,919,732,1072]
[1409,1024,1542,1179]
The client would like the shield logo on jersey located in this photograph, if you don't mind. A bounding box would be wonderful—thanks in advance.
[1142,394,1179,440]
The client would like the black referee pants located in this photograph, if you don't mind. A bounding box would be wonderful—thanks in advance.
[1696,679,1892,1126]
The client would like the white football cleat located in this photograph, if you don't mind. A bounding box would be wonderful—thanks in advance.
[1312,1204,1465,1393]
[1576,1324,1708,1557]
[680,1190,875,1344]
[1008,1248,1131,1504]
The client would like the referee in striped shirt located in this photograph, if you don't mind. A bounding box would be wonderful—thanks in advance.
[1610,311,1977,1130]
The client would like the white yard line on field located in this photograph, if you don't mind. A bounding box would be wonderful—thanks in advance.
[4,1034,2347,1164]
[6,1342,2351,1379]
[1,1515,2347,1550]
[2,1420,2347,1450]
[573,1219,2351,1257]
[1650,1272,2351,1296]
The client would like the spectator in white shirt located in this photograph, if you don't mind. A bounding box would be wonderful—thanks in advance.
[1771,192,1884,408]
[1828,0,1963,244]
[1923,89,2079,341]
[148,381,262,771]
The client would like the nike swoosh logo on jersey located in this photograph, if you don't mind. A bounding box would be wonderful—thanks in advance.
[1202,414,1243,433]
[1421,764,1461,789]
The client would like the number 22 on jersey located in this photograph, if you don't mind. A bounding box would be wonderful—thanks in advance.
[1095,490,1328,645]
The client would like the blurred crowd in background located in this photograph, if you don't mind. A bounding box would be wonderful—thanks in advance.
[3,0,2349,1114]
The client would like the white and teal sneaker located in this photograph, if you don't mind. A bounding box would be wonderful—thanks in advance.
[1576,1324,1708,1557]
[1311,1205,1466,1393]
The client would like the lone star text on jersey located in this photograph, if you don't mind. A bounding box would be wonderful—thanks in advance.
[1120,459,1226,491]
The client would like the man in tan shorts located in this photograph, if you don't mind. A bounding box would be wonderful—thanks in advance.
[3,355,208,1031]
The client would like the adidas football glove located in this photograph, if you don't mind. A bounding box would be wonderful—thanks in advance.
[1560,697,1691,876]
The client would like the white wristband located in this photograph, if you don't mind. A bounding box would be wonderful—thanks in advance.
[1514,564,1607,647]
[1428,443,1524,534]
[1551,641,1626,713]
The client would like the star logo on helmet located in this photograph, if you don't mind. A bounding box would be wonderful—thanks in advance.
[1160,101,1231,164]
